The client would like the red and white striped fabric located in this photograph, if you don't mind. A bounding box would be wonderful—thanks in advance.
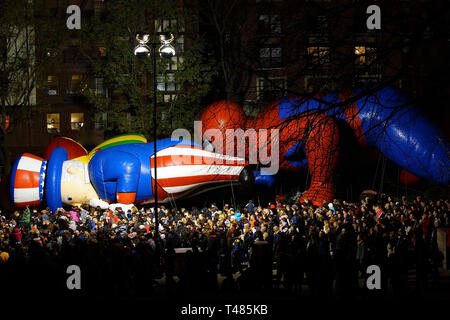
[150,145,246,202]
[10,153,47,207]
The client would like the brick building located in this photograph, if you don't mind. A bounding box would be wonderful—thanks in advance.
[3,0,449,166]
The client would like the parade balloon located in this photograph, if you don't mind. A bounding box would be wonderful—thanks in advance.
[43,137,87,160]
[10,135,252,213]
[200,86,449,206]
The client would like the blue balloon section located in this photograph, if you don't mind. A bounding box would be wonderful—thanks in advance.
[278,86,449,184]
[45,147,68,213]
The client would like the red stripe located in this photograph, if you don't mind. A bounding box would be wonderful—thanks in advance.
[22,153,43,161]
[14,169,40,189]
[151,154,244,167]
[15,200,41,208]
[157,174,238,188]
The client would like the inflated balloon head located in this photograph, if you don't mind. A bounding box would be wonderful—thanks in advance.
[10,147,68,212]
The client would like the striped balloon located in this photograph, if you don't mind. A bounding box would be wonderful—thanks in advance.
[10,153,47,208]
[149,145,246,202]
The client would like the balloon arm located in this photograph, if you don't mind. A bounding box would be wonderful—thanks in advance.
[89,149,141,201]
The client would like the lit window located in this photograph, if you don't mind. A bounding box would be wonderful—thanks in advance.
[0,114,10,131]
[71,113,84,130]
[47,75,59,95]
[157,73,177,92]
[47,113,60,133]
[355,46,376,65]
[163,94,177,102]
[307,46,330,65]
[70,74,83,93]
[98,46,106,56]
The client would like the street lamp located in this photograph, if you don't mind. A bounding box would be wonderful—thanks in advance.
[134,31,176,239]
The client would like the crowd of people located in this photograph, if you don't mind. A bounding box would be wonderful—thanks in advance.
[0,193,449,299]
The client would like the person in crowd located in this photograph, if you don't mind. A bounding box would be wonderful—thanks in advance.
[0,193,448,297]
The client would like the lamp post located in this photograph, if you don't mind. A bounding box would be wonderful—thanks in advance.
[134,32,176,238]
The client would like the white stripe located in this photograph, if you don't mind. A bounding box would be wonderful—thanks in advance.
[154,146,245,162]
[14,188,39,203]
[152,165,243,179]
[164,180,233,194]
[17,157,42,172]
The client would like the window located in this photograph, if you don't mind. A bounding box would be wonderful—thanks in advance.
[47,113,60,133]
[94,0,105,16]
[94,112,107,129]
[163,94,177,102]
[157,73,177,92]
[353,74,381,87]
[98,46,106,57]
[0,114,10,131]
[355,46,376,65]
[259,47,282,68]
[95,78,108,97]
[71,113,84,130]
[316,15,329,33]
[166,56,183,71]
[257,77,286,101]
[305,75,334,93]
[69,74,83,94]
[46,75,59,95]
[175,35,184,53]
[155,19,184,33]
[258,15,281,34]
[305,15,330,34]
[307,46,330,65]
